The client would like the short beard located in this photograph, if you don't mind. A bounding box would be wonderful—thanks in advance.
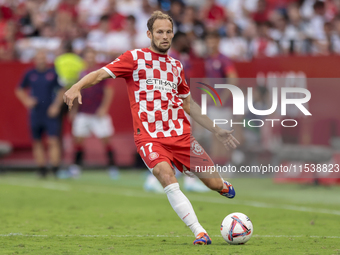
[151,38,170,54]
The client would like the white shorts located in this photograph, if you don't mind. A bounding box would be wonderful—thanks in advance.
[72,113,114,138]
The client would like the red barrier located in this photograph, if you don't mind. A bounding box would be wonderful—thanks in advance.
[0,62,32,147]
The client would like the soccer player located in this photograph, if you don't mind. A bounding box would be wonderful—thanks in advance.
[68,48,118,178]
[63,11,239,245]
[16,50,64,178]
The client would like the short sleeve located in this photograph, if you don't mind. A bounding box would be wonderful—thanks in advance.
[177,64,190,99]
[18,71,30,89]
[102,51,134,79]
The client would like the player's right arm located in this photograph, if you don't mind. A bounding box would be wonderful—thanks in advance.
[63,69,110,110]
[64,51,133,110]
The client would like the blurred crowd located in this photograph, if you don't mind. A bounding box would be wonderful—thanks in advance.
[1,0,340,63]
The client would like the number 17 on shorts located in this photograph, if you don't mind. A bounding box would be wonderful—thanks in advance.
[137,141,174,172]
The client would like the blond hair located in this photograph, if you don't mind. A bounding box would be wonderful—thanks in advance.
[147,11,173,33]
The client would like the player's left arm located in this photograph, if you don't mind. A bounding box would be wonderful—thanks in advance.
[182,95,239,150]
[178,61,239,149]
[96,83,114,117]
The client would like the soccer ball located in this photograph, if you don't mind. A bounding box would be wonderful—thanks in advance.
[220,212,253,244]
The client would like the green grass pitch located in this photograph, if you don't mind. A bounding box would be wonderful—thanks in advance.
[0,171,340,255]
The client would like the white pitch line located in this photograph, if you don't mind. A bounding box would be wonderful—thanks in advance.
[1,233,340,239]
[119,192,340,216]
[0,233,48,237]
[215,199,340,216]
[1,179,340,216]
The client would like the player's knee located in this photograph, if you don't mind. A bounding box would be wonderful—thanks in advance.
[153,162,172,174]
[153,162,176,187]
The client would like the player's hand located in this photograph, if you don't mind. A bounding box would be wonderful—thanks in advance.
[63,86,82,111]
[215,129,240,150]
[24,97,38,109]
[96,107,107,118]
[47,104,60,118]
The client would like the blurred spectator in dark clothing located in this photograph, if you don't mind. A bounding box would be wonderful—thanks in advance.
[283,3,308,55]
[178,5,205,40]
[15,2,39,37]
[158,0,172,12]
[15,50,65,178]
[168,0,184,30]
[24,0,53,33]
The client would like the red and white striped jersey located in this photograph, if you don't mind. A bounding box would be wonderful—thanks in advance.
[102,48,191,140]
